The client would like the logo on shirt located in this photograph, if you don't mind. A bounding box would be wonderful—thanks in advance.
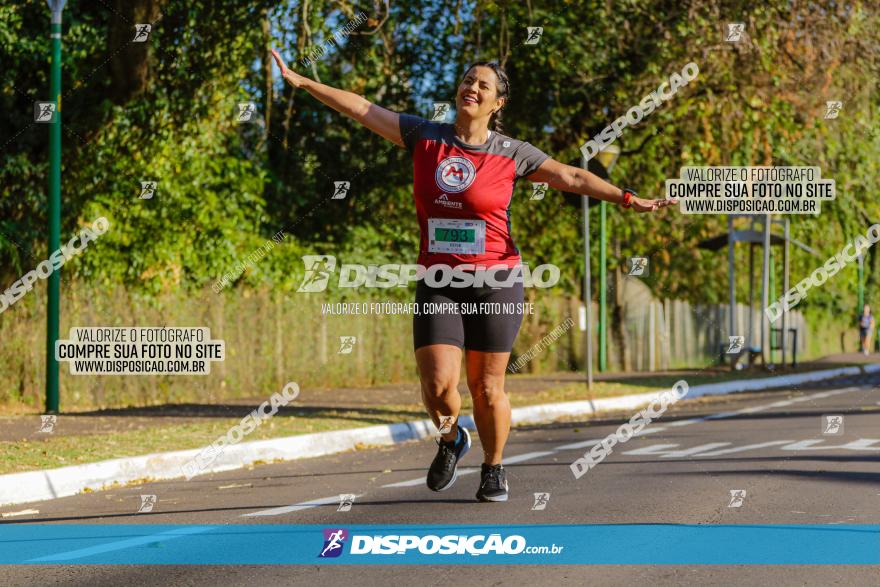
[434,194,463,209]
[435,156,476,193]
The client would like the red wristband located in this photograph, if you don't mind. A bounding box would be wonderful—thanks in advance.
[621,189,633,208]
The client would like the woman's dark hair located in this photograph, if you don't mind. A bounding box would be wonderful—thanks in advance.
[464,61,510,133]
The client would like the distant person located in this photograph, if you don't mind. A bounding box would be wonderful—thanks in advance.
[858,304,875,355]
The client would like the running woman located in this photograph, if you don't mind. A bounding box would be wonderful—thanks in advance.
[272,50,675,502]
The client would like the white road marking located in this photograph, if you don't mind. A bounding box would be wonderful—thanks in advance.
[730,387,858,417]
[554,439,602,451]
[704,411,740,420]
[242,493,364,517]
[624,438,880,459]
[620,444,680,456]
[381,468,478,489]
[665,419,703,427]
[243,451,560,516]
[501,450,557,463]
[839,438,880,450]
[240,385,870,517]
[780,438,880,451]
[634,427,668,435]
[0,508,40,518]
[694,440,793,456]
[663,387,861,427]
[658,443,732,458]
[778,440,826,451]
[381,450,557,490]
[553,429,665,452]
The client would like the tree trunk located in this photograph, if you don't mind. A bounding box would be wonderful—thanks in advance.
[261,9,273,142]
[108,0,164,104]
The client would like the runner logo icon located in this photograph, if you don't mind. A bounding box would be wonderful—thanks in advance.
[435,157,476,193]
[627,257,648,276]
[725,23,745,42]
[438,416,455,434]
[728,489,746,508]
[726,336,745,354]
[338,336,357,354]
[525,27,543,45]
[432,102,452,122]
[319,529,348,558]
[133,24,152,42]
[297,255,337,292]
[237,102,256,123]
[332,181,350,200]
[38,415,57,433]
[337,494,356,512]
[139,181,157,200]
[138,494,157,513]
[824,101,843,119]
[530,182,548,201]
[34,102,57,123]
[531,493,550,510]
[822,415,844,435]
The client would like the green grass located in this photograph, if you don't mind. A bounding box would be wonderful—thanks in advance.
[0,405,421,475]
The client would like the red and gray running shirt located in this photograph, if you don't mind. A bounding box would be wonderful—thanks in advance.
[399,114,550,268]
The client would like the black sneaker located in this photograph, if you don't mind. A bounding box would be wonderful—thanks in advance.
[476,463,508,502]
[426,426,471,491]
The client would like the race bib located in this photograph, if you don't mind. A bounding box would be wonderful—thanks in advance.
[428,218,486,254]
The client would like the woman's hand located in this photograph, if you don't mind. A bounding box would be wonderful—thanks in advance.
[267,49,405,147]
[271,48,308,89]
[631,196,677,213]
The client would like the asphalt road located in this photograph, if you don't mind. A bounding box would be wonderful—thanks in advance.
[3,372,880,586]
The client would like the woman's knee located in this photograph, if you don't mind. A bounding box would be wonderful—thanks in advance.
[469,378,507,406]
[421,376,459,399]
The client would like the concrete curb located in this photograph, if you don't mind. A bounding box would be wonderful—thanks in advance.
[2,363,877,507]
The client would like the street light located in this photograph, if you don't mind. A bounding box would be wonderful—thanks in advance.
[593,145,620,372]
[45,0,67,414]
[594,145,621,175]
[858,249,865,313]
[578,144,621,389]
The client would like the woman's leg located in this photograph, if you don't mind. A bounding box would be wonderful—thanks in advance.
[416,344,463,442]
[465,350,512,465]
[460,267,523,466]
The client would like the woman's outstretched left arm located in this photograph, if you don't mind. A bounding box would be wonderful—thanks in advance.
[526,158,676,213]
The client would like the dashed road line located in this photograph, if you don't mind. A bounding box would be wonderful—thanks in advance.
[239,385,869,518]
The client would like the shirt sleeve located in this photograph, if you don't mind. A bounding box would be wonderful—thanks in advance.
[399,113,430,156]
[514,141,551,179]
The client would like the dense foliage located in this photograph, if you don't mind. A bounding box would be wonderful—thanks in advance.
[2,0,879,317]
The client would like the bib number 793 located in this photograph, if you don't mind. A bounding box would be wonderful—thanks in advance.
[428,218,486,254]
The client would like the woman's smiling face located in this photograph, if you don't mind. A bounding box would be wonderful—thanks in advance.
[456,65,505,120]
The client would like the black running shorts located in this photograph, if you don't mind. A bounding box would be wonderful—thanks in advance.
[413,268,525,353]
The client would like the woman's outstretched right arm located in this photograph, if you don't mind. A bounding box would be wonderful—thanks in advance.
[271,49,404,148]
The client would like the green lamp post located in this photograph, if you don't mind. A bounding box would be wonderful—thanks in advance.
[45,0,67,414]
[593,145,621,372]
